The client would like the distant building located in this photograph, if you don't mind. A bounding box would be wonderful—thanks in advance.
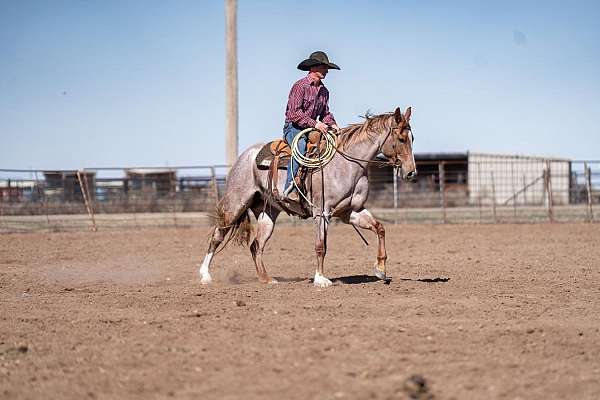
[0,184,25,202]
[125,169,176,195]
[367,152,571,207]
[468,153,570,206]
[43,170,96,202]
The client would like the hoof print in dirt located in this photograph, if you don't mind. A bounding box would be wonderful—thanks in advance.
[401,374,434,400]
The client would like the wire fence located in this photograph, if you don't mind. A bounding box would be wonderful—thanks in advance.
[0,158,598,233]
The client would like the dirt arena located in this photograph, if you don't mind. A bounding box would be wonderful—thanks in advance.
[1,223,599,399]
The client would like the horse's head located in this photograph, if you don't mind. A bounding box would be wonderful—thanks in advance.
[380,106,417,181]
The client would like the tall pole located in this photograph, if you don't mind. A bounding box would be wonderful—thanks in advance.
[225,0,238,166]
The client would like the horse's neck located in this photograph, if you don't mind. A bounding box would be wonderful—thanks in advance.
[339,128,387,169]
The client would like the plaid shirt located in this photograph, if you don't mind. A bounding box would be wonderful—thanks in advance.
[284,74,336,128]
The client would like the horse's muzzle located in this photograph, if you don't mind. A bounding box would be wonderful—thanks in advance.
[405,170,417,181]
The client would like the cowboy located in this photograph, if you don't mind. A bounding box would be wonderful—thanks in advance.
[282,51,341,202]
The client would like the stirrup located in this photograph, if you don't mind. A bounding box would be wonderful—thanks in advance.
[286,191,300,202]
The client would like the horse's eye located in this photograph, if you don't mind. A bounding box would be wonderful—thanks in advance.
[398,138,405,144]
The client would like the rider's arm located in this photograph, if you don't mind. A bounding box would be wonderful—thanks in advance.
[320,91,336,127]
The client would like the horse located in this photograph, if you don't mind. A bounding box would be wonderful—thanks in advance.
[199,106,416,287]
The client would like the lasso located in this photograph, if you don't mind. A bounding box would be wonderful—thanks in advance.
[289,128,337,208]
[290,128,337,168]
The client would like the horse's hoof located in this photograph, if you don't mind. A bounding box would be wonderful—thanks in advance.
[260,276,278,284]
[200,274,213,285]
[313,273,332,287]
[374,268,387,280]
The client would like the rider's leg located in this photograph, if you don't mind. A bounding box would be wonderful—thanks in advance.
[283,123,307,193]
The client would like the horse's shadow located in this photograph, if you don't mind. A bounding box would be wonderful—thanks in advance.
[274,276,308,283]
[329,274,450,285]
[242,275,450,285]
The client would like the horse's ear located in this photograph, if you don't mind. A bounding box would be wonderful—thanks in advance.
[394,107,402,123]
[404,106,412,121]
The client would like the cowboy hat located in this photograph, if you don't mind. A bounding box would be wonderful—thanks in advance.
[297,51,341,71]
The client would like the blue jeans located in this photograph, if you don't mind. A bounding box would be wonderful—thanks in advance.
[283,122,307,192]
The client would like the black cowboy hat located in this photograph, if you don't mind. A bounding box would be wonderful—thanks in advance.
[297,51,341,71]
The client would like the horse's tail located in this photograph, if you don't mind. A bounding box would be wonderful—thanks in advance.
[215,201,253,248]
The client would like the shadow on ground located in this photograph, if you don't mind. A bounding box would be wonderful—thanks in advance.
[328,275,450,285]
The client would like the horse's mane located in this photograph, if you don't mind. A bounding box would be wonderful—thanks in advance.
[336,111,394,149]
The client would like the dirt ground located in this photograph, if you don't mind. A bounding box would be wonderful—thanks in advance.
[1,223,599,399]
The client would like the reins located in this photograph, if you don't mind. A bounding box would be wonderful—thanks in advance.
[333,123,413,169]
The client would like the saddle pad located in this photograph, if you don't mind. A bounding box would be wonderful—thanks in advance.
[255,141,291,169]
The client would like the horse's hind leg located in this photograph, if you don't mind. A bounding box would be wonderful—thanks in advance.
[344,208,387,280]
[199,193,253,284]
[250,207,280,284]
[199,225,230,284]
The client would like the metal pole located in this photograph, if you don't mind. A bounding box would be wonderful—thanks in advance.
[511,160,517,220]
[477,162,482,223]
[170,172,177,228]
[585,163,594,222]
[439,162,446,223]
[545,161,554,222]
[522,174,527,205]
[0,182,3,230]
[225,0,238,166]
[77,170,97,232]
[490,171,497,223]
[34,171,51,230]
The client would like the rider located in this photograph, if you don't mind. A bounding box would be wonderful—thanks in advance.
[283,51,341,202]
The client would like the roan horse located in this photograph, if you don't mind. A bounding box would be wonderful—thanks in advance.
[199,106,416,287]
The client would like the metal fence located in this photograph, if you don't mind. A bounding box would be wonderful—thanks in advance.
[366,159,598,224]
[0,166,228,232]
[0,159,598,232]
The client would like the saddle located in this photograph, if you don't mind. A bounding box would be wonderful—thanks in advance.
[255,139,291,170]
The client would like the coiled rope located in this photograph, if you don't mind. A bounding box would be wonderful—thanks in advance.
[289,128,337,209]
[290,128,337,168]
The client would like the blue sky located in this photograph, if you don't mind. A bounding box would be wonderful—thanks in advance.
[1,0,599,169]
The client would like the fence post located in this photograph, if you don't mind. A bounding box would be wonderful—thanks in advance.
[170,172,178,228]
[585,163,594,222]
[0,184,3,230]
[477,162,482,223]
[522,174,527,205]
[77,170,97,232]
[439,162,446,223]
[490,171,497,223]
[511,161,517,220]
[393,166,398,224]
[34,171,51,230]
[544,161,554,222]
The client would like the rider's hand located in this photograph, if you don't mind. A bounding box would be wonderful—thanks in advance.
[315,121,328,134]
[331,124,340,132]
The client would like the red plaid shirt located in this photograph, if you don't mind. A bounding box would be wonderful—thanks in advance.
[284,74,336,128]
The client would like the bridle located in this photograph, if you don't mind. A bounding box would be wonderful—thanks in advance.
[332,121,414,169]
[388,123,414,166]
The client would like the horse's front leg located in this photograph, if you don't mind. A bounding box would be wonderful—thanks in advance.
[348,208,387,280]
[313,216,332,287]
